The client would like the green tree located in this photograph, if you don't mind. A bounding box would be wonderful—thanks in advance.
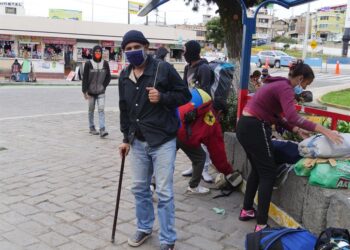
[185,0,262,131]
[206,17,225,48]
[185,0,261,61]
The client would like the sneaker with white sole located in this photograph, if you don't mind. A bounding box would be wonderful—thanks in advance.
[127,231,152,247]
[181,167,193,177]
[89,126,99,135]
[202,169,213,183]
[100,128,109,138]
[160,244,175,250]
[186,185,210,195]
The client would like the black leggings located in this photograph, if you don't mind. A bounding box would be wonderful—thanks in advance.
[236,116,277,225]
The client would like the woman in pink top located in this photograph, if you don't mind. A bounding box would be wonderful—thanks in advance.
[236,60,343,232]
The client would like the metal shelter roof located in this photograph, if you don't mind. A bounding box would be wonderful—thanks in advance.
[138,0,170,17]
[138,0,317,17]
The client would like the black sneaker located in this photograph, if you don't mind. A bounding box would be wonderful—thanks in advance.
[160,243,175,250]
[127,231,152,247]
[100,128,109,138]
[89,127,99,135]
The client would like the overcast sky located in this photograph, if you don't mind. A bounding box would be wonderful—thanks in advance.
[21,0,349,24]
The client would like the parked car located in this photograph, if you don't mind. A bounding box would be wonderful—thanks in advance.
[255,50,296,68]
[252,39,267,47]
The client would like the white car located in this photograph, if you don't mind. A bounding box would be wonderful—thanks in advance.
[256,50,296,68]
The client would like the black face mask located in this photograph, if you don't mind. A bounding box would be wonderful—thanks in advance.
[184,52,200,64]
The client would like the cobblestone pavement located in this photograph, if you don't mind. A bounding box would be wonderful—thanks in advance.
[0,111,257,250]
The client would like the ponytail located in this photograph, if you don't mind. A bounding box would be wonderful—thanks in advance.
[288,59,315,80]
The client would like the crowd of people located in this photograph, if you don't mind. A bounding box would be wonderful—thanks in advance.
[81,30,344,250]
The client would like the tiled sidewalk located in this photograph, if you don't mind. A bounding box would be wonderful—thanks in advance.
[0,111,255,250]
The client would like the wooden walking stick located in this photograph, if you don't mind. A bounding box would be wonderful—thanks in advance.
[111,150,126,243]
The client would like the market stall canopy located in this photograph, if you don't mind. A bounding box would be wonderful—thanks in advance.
[138,0,316,16]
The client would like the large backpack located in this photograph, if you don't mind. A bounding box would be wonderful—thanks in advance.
[208,60,234,112]
[246,227,317,250]
[189,60,234,112]
[315,227,350,250]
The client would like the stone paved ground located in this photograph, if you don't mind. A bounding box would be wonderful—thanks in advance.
[0,111,257,250]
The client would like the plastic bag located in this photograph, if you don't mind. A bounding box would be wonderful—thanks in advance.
[299,133,350,158]
[309,161,350,189]
[294,159,313,177]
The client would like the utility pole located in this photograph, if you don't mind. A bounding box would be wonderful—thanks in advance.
[342,0,350,56]
[302,3,310,59]
[155,9,159,24]
[270,7,274,42]
[92,0,94,22]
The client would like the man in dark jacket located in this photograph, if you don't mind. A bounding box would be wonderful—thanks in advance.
[181,40,214,185]
[118,30,191,250]
[82,45,111,137]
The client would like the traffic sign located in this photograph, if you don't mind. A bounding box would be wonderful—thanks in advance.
[310,40,317,49]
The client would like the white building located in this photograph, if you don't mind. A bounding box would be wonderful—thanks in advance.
[0,15,195,78]
[0,1,25,16]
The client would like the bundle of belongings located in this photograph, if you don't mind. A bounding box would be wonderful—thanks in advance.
[176,88,243,193]
[270,139,302,189]
[294,133,350,189]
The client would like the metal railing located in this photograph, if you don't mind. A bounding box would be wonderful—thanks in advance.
[245,95,350,130]
[295,104,350,130]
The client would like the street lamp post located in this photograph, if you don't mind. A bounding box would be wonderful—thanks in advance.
[92,0,94,22]
[302,3,310,59]
[342,0,350,56]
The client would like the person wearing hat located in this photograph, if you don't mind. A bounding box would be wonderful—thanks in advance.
[261,68,270,84]
[181,40,215,185]
[82,45,111,137]
[118,30,191,250]
[249,70,262,93]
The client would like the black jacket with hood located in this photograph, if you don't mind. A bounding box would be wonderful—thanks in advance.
[82,45,111,96]
[183,58,213,95]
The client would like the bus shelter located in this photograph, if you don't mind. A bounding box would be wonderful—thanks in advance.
[138,0,318,118]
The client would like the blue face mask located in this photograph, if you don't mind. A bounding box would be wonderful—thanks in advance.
[125,49,146,67]
[294,85,303,95]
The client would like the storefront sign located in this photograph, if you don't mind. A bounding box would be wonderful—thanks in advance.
[101,41,115,47]
[31,36,42,43]
[0,34,12,41]
[0,2,23,7]
[49,9,82,21]
[42,37,76,45]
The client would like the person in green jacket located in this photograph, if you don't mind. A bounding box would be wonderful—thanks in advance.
[21,52,31,82]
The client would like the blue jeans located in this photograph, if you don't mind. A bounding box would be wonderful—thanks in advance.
[130,138,177,245]
[20,73,29,82]
[88,94,105,129]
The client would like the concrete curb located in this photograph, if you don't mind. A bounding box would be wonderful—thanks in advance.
[318,90,350,111]
[239,180,302,228]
